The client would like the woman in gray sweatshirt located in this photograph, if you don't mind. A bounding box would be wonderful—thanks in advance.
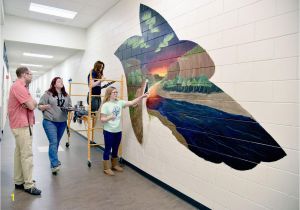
[38,77,72,174]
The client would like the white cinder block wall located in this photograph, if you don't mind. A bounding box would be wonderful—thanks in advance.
[31,0,299,209]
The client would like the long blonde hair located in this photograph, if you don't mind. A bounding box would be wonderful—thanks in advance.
[103,86,117,103]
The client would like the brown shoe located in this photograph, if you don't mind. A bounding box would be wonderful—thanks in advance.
[111,158,123,172]
[103,160,115,176]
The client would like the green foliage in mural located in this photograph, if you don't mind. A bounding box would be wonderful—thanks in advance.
[128,91,136,103]
[141,11,151,21]
[183,45,205,56]
[162,75,221,93]
[142,11,160,33]
[146,17,159,33]
[126,37,150,49]
[155,33,174,52]
[127,69,144,86]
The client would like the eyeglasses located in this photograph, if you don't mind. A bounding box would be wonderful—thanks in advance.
[26,72,33,75]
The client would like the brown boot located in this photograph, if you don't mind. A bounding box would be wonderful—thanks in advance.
[111,158,123,172]
[103,160,115,176]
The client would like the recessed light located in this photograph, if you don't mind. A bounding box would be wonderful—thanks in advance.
[29,3,77,19]
[23,52,53,59]
[21,63,43,67]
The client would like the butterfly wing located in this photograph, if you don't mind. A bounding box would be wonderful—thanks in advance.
[114,4,286,170]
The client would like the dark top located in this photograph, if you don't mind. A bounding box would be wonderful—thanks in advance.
[88,71,101,95]
[87,70,115,95]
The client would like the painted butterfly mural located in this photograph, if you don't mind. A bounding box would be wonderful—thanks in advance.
[114,4,286,170]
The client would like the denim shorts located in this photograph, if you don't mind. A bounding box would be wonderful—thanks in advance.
[87,94,101,112]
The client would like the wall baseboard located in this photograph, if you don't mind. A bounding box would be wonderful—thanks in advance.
[71,129,210,210]
[120,158,210,210]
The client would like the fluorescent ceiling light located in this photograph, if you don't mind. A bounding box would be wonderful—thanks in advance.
[29,3,77,19]
[21,63,43,67]
[23,52,53,59]
[31,70,38,73]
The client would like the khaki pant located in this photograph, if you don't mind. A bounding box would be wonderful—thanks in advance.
[12,127,34,189]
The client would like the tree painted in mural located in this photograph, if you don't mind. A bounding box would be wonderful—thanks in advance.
[114,4,286,170]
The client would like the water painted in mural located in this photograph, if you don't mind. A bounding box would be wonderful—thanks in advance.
[114,4,286,170]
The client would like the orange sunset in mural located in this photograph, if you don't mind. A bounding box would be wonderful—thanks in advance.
[149,67,167,77]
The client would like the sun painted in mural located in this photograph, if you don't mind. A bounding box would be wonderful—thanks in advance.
[114,4,286,170]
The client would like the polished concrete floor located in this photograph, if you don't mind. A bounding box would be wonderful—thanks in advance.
[1,111,195,210]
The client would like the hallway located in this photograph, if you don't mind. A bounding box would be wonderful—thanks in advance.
[1,110,195,210]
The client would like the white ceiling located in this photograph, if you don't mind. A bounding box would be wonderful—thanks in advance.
[4,0,120,28]
[3,0,120,80]
[5,40,82,80]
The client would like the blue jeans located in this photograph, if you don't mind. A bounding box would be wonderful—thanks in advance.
[103,130,122,160]
[43,119,67,168]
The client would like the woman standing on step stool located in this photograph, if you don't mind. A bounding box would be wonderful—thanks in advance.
[87,60,114,144]
[100,86,148,176]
